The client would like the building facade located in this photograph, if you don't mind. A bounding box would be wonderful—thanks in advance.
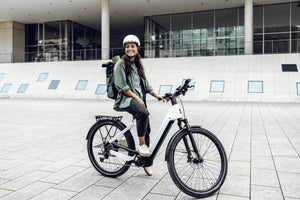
[0,0,299,63]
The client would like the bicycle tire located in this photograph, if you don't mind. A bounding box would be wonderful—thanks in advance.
[87,120,135,178]
[167,127,227,198]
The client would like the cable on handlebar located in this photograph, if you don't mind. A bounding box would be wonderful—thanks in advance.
[161,79,193,104]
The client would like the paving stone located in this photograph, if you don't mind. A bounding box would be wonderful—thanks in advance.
[0,171,51,190]
[94,168,138,188]
[227,160,250,177]
[71,185,112,200]
[217,194,249,200]
[72,158,91,168]
[54,167,103,192]
[0,166,34,180]
[40,165,86,184]
[0,189,12,198]
[269,145,299,157]
[103,177,158,200]
[133,158,169,180]
[251,145,272,157]
[30,188,77,200]
[251,155,275,170]
[144,193,175,200]
[251,185,283,200]
[251,168,279,187]
[0,181,54,200]
[151,176,180,196]
[1,100,300,200]
[176,192,216,199]
[273,156,300,173]
[219,175,249,198]
[0,159,19,170]
[278,172,300,199]
[229,150,250,162]
[0,178,9,185]
[40,158,82,172]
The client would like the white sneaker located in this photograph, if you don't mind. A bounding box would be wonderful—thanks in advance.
[143,167,153,176]
[138,145,150,157]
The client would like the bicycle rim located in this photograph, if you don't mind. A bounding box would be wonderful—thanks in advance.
[88,121,132,177]
[168,129,227,197]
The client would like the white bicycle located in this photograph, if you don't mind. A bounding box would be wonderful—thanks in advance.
[86,79,228,198]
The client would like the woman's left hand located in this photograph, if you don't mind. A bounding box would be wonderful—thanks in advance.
[157,95,166,102]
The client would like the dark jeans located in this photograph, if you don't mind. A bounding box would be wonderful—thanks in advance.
[125,98,151,146]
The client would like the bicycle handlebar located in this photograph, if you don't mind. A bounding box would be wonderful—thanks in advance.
[161,79,193,105]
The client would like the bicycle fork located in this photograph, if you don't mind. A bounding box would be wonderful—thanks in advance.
[179,119,204,163]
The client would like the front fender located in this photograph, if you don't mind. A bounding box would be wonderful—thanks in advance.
[165,126,202,161]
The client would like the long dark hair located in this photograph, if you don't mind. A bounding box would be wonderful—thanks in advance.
[121,53,146,80]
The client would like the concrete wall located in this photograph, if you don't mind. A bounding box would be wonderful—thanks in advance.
[0,54,300,102]
[0,21,25,63]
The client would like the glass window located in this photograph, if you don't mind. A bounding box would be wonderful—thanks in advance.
[210,81,225,92]
[254,40,263,54]
[44,21,60,45]
[248,81,263,93]
[253,6,263,34]
[216,8,238,28]
[95,84,106,94]
[25,24,39,46]
[297,82,300,95]
[158,85,172,96]
[17,84,29,93]
[0,73,5,82]
[238,8,244,26]
[291,2,300,32]
[291,32,300,53]
[37,73,49,82]
[0,84,12,93]
[76,80,88,90]
[264,33,290,53]
[292,2,300,30]
[149,15,170,40]
[73,23,85,61]
[193,11,214,30]
[48,80,60,89]
[172,13,192,39]
[264,3,290,33]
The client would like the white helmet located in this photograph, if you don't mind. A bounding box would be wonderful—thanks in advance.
[123,34,140,47]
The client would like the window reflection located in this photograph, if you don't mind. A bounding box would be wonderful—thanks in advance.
[145,7,244,58]
[25,20,100,62]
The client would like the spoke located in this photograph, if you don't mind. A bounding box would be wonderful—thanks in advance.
[172,131,224,192]
[90,123,130,173]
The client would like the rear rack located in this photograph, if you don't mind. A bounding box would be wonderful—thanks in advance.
[95,115,123,122]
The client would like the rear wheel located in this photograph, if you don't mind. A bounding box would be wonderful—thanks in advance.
[167,128,227,198]
[87,120,134,177]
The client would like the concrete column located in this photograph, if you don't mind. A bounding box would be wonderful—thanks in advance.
[101,0,110,60]
[0,21,25,63]
[244,0,253,54]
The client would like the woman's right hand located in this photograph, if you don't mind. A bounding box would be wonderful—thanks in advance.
[137,98,145,106]
[123,90,145,106]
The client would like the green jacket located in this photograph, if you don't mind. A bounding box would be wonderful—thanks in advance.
[113,59,153,111]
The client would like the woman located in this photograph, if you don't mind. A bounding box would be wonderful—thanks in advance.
[113,34,164,176]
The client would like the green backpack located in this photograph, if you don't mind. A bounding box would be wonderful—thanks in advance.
[102,55,121,99]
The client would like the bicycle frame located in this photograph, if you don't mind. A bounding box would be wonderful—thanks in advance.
[107,103,184,161]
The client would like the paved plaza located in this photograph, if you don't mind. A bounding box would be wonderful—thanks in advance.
[0,99,300,200]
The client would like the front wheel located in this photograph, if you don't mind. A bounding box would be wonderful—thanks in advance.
[167,127,227,198]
